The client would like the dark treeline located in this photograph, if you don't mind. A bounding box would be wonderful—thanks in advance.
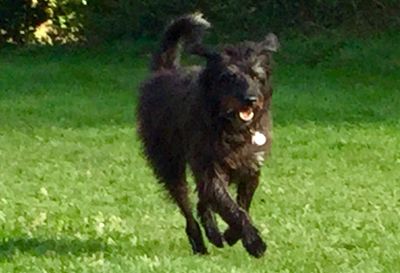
[1,0,399,45]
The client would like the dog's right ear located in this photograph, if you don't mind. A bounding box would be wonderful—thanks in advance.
[260,33,279,53]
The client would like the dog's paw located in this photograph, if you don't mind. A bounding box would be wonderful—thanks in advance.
[223,227,241,246]
[241,227,267,258]
[189,237,208,255]
[205,227,224,248]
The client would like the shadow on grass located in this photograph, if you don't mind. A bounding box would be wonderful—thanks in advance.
[0,237,109,260]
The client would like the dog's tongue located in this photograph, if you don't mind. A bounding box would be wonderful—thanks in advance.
[239,108,254,121]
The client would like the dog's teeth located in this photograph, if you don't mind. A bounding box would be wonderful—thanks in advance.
[239,110,254,121]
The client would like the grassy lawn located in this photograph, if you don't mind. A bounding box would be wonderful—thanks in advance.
[0,34,399,272]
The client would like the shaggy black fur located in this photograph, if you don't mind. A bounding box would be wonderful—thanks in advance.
[137,13,279,258]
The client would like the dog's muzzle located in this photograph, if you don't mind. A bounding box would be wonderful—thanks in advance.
[238,95,258,122]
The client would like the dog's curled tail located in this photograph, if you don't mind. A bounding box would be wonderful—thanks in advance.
[151,13,211,72]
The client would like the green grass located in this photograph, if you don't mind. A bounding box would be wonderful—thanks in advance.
[1,34,399,272]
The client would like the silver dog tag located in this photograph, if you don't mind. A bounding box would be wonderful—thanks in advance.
[252,131,266,146]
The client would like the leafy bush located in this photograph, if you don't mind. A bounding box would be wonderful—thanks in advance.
[0,0,86,45]
[1,0,399,45]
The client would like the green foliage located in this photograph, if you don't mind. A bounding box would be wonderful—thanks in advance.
[85,0,400,42]
[0,33,399,272]
[0,0,86,45]
[82,0,143,43]
[0,0,47,44]
[1,0,399,45]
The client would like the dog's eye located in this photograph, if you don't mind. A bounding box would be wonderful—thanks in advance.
[251,63,266,78]
[219,71,236,83]
[250,66,269,84]
[249,71,264,83]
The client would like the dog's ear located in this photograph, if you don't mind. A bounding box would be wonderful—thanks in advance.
[260,33,279,53]
[223,46,238,57]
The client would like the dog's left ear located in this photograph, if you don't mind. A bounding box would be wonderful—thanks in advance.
[260,33,279,53]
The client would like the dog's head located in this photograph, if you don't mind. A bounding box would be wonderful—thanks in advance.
[199,33,279,125]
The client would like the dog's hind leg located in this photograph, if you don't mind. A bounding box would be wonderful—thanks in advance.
[165,175,208,255]
[224,173,260,246]
[154,158,207,255]
[196,190,224,248]
[141,134,207,254]
[142,140,207,254]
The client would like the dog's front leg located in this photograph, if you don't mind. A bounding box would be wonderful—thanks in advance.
[197,167,266,258]
[224,173,261,246]
[196,190,224,248]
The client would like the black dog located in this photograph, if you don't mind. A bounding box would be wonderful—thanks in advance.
[137,13,279,258]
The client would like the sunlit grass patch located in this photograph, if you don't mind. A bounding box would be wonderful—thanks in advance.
[1,35,399,272]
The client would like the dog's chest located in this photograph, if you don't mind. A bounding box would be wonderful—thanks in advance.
[219,130,269,172]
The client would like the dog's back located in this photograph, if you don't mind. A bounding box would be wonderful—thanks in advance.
[138,67,199,151]
[137,14,209,180]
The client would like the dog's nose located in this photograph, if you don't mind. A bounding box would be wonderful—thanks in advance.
[244,95,257,105]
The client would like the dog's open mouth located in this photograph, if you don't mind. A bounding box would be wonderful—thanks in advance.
[238,107,254,121]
